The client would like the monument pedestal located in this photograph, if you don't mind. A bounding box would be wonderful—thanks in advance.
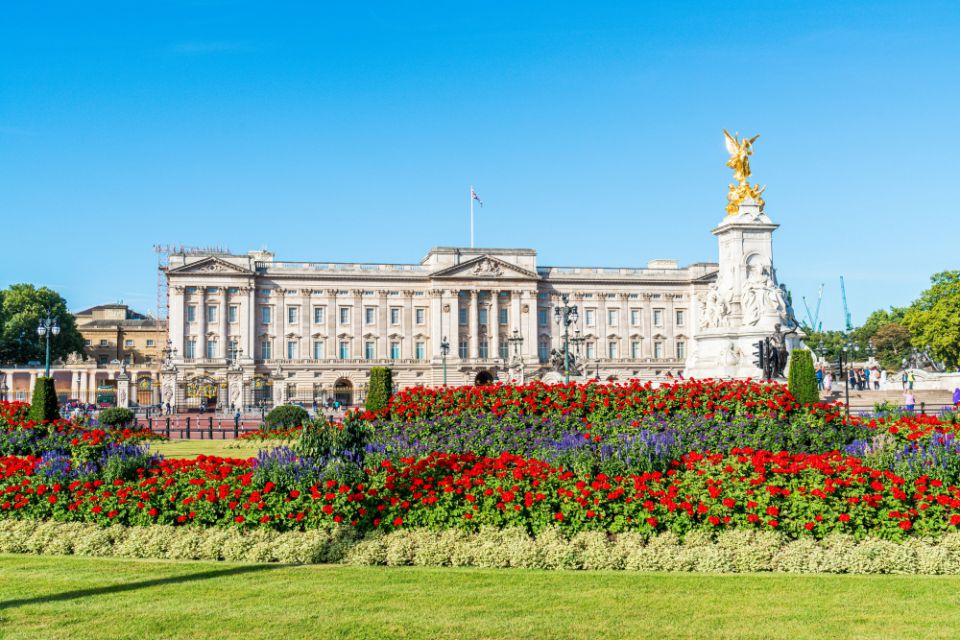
[685,199,800,379]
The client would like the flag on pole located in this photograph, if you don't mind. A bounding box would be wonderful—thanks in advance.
[471,188,483,207]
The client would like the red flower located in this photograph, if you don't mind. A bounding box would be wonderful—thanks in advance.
[235,515,245,523]
[838,513,851,522]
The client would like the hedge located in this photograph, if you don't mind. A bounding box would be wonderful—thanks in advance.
[27,377,59,423]
[788,349,819,405]
[366,367,393,413]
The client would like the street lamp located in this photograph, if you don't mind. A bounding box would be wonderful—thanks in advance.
[838,337,859,417]
[553,294,579,383]
[36,310,61,378]
[440,336,450,386]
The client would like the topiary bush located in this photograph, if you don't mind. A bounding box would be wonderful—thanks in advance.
[27,377,59,423]
[366,367,393,413]
[264,404,310,429]
[98,407,135,428]
[787,348,819,405]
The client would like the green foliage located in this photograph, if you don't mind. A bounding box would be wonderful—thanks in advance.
[98,407,135,428]
[787,349,819,405]
[871,322,912,371]
[293,417,369,485]
[264,404,310,429]
[0,284,85,364]
[903,270,960,369]
[27,377,59,423]
[366,367,393,413]
[802,329,847,363]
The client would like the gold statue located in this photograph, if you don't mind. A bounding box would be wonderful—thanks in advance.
[723,129,765,215]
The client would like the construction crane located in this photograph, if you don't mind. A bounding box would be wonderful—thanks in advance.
[840,276,853,331]
[801,283,824,332]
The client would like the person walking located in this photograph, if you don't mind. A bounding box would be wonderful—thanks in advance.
[234,408,241,431]
[873,367,881,390]
[816,367,824,390]
[908,371,916,390]
[824,372,833,393]
[901,371,908,390]
[953,387,960,410]
[904,390,916,413]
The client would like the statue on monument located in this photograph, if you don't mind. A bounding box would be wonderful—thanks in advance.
[723,129,767,215]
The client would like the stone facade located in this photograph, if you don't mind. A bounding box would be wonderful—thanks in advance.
[76,304,167,366]
[163,247,718,409]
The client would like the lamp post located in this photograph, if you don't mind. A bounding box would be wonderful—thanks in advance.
[838,337,858,417]
[440,336,450,386]
[553,294,579,384]
[507,328,524,383]
[36,310,61,378]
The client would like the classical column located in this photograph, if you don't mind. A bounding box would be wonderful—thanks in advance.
[448,290,461,360]
[598,292,608,360]
[276,288,287,359]
[403,290,415,359]
[326,289,338,358]
[242,286,254,362]
[170,286,186,359]
[197,287,207,359]
[522,290,537,360]
[300,289,311,360]
[468,290,479,360]
[28,371,37,402]
[429,289,443,358]
[510,289,522,343]
[490,290,500,361]
[351,289,363,359]
[220,288,229,360]
[378,290,389,359]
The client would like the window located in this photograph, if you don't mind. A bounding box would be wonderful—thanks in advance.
[97,355,108,365]
[586,342,596,359]
[261,306,272,324]
[477,308,487,325]
[364,341,375,360]
[538,339,550,363]
[630,310,640,326]
[228,339,239,360]
[340,307,350,325]
[186,305,196,322]
[228,305,238,323]
[537,309,547,326]
[313,307,325,324]
[654,341,664,359]
[585,309,596,326]
[499,343,508,359]
[390,342,400,359]
[653,309,663,326]
[608,309,619,326]
[206,305,217,323]
[146,339,155,347]
[499,308,508,325]
[99,339,109,347]
[608,342,618,359]
[459,308,467,325]
[260,340,271,360]
[286,341,298,359]
[631,341,641,359]
[390,308,401,325]
[206,340,217,359]
[415,308,425,325]
[479,340,488,359]
[339,341,349,359]
[15,390,26,401]
[458,342,468,358]
[675,310,685,326]
[365,308,376,325]
[313,340,324,360]
[415,341,426,360]
[124,339,134,348]
[676,341,686,359]
[84,339,92,347]
[185,339,196,359]
[288,306,298,324]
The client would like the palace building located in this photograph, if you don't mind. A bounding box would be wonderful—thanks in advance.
[163,246,718,409]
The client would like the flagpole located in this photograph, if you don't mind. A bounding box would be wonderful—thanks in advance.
[470,185,474,248]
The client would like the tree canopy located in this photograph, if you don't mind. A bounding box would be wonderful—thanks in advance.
[903,271,960,370]
[0,284,85,364]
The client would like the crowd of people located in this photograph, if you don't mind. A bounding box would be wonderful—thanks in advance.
[815,366,885,392]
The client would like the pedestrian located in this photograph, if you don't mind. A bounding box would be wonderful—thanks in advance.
[824,372,833,393]
[873,367,881,390]
[816,367,824,390]
[953,387,960,409]
[908,371,916,390]
[904,390,916,413]
[234,408,241,430]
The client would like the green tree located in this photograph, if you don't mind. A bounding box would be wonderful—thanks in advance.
[802,329,847,363]
[871,322,912,371]
[366,367,393,413]
[27,377,59,423]
[903,271,960,369]
[0,284,85,364]
[850,307,907,349]
[787,349,819,405]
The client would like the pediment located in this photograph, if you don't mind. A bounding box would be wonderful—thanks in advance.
[168,256,254,276]
[431,255,538,280]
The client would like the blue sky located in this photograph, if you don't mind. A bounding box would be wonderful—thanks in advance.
[1,1,957,329]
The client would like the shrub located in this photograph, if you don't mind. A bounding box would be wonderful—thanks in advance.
[787,349,819,405]
[264,404,310,429]
[27,377,59,423]
[366,367,393,413]
[98,407,135,428]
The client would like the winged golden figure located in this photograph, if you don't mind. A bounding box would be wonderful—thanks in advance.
[723,129,759,184]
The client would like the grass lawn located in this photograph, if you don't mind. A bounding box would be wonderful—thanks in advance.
[2,555,960,639]
[149,439,273,459]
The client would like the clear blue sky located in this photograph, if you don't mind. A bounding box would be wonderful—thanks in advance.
[1,1,957,329]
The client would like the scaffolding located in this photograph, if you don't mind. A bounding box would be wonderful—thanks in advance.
[153,244,232,320]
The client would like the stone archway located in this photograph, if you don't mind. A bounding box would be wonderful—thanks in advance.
[334,378,354,407]
[474,370,494,386]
